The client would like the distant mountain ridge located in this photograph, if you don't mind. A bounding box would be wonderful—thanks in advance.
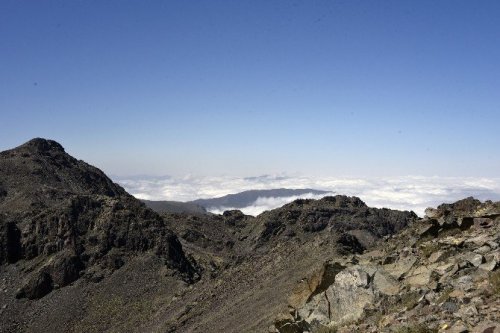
[190,188,331,209]
[142,188,331,215]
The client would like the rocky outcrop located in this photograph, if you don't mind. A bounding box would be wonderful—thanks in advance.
[273,198,500,332]
[0,218,22,264]
[250,195,417,246]
[0,139,198,300]
[298,266,375,328]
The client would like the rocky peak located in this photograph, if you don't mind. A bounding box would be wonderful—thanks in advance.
[249,195,417,247]
[425,197,489,219]
[18,138,66,154]
[320,195,368,208]
[0,139,199,301]
[0,138,126,211]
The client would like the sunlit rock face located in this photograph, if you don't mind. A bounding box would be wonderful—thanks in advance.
[274,197,500,333]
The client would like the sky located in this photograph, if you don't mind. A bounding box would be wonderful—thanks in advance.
[1,1,499,181]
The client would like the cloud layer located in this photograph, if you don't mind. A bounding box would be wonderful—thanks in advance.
[206,192,335,216]
[115,174,500,216]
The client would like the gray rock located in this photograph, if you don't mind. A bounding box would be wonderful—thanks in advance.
[373,269,400,296]
[452,275,474,292]
[448,321,468,333]
[487,241,499,249]
[434,262,455,276]
[463,252,485,267]
[475,245,492,255]
[442,301,459,313]
[274,316,308,333]
[479,259,497,271]
[458,304,478,319]
[297,266,374,328]
[429,250,447,263]
[383,255,417,280]
[471,322,500,333]
[406,265,435,287]
[425,208,440,219]
[466,234,492,247]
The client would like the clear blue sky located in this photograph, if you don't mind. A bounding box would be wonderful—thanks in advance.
[1,1,499,177]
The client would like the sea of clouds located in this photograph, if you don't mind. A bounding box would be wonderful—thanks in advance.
[115,174,500,217]
[206,192,336,216]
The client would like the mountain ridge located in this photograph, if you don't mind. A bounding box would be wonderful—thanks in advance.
[0,138,198,301]
[190,188,331,210]
[142,188,331,215]
[0,138,498,333]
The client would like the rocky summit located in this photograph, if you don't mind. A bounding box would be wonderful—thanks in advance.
[0,139,498,333]
[0,139,197,331]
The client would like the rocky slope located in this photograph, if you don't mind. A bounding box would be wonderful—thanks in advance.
[0,139,197,331]
[145,196,417,332]
[0,138,498,333]
[272,198,500,333]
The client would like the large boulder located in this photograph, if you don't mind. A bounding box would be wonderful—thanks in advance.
[16,271,53,300]
[297,266,375,329]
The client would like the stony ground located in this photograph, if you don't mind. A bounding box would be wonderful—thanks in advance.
[273,198,500,333]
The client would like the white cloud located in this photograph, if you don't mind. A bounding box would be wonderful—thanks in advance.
[207,192,335,216]
[114,174,500,217]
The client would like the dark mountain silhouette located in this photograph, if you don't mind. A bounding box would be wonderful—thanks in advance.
[142,189,330,215]
[190,188,331,209]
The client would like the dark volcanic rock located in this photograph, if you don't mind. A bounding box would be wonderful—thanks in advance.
[142,199,207,215]
[0,138,198,300]
[0,217,22,264]
[191,188,330,209]
[336,233,365,254]
[251,195,417,246]
[16,271,54,300]
[436,197,483,216]
[48,252,85,286]
[0,138,125,212]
